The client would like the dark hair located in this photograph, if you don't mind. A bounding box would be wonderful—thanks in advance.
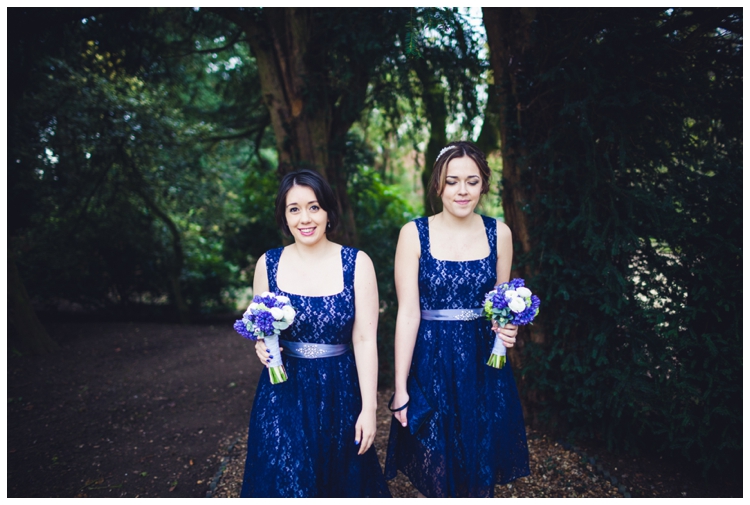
[428,141,492,199]
[274,169,341,237]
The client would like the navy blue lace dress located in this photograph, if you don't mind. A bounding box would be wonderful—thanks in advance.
[385,215,530,497]
[240,246,390,498]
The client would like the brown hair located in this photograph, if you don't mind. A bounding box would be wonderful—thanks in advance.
[428,141,491,201]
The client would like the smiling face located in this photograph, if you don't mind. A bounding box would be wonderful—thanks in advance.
[439,156,483,218]
[284,184,329,245]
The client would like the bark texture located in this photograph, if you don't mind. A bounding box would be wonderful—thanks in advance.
[483,7,547,422]
[483,7,537,273]
[211,7,392,246]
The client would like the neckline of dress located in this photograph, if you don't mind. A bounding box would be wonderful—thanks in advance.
[425,215,492,263]
[274,245,347,298]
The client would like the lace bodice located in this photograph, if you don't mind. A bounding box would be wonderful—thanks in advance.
[266,246,356,345]
[416,215,498,310]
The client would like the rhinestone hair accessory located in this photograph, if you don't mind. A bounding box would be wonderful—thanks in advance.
[437,145,458,161]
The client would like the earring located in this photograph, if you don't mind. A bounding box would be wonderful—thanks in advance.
[326,222,331,230]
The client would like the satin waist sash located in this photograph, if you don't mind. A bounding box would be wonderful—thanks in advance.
[420,308,484,321]
[280,340,351,359]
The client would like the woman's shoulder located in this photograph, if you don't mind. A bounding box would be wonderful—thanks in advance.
[493,218,511,239]
[479,214,510,234]
[399,219,420,237]
[341,245,373,267]
[352,248,373,268]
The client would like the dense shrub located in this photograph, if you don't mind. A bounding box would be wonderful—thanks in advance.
[494,8,741,482]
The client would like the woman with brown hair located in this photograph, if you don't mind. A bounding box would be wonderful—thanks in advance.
[385,141,530,497]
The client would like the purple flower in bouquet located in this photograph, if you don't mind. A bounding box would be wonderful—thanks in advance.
[253,311,276,336]
[233,320,253,340]
[482,278,540,368]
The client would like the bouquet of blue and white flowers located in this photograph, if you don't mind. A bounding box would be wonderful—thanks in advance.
[483,279,540,369]
[234,292,296,384]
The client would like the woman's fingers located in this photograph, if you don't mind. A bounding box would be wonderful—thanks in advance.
[497,324,518,347]
[354,424,375,455]
[359,430,375,454]
[254,340,282,367]
[394,407,408,427]
[391,391,409,427]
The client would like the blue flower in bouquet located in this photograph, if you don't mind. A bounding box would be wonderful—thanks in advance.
[514,295,541,325]
[254,310,276,335]
[484,278,540,327]
[255,294,280,309]
[234,292,297,341]
[482,278,540,369]
[233,319,253,340]
[233,292,297,384]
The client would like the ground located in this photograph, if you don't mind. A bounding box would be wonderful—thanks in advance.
[7,321,261,498]
[7,322,736,497]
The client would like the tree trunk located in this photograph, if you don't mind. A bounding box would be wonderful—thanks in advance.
[483,7,537,272]
[211,7,370,246]
[123,149,190,324]
[134,190,190,325]
[8,251,60,355]
[414,57,448,215]
[483,7,546,423]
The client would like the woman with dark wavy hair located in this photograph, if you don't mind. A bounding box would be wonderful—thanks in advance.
[240,169,390,497]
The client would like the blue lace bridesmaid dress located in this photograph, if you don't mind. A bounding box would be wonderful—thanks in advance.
[385,215,530,497]
[240,246,391,498]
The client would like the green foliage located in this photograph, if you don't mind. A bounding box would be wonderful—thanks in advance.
[501,8,741,481]
[365,8,487,214]
[8,8,270,317]
[222,151,285,289]
[345,137,417,386]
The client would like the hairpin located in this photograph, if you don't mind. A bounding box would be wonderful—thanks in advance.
[437,145,458,161]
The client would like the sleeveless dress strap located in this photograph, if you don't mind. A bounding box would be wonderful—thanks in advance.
[341,246,357,293]
[414,217,430,258]
[264,247,283,293]
[481,215,497,263]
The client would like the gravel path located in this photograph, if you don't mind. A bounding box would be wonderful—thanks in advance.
[208,389,623,498]
[8,322,723,498]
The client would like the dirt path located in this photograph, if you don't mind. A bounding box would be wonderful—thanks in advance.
[7,321,263,498]
[7,322,729,498]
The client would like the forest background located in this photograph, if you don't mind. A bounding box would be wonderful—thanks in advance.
[7,6,742,490]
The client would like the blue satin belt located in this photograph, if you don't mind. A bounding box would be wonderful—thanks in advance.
[280,340,352,359]
[421,308,484,321]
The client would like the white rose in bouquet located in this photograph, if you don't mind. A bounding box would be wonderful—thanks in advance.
[270,307,284,320]
[516,287,532,298]
[508,296,527,314]
[282,304,296,323]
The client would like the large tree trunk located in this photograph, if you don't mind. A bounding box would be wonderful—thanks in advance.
[483,8,536,273]
[211,7,370,246]
[8,251,60,355]
[483,7,547,422]
[414,57,448,215]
